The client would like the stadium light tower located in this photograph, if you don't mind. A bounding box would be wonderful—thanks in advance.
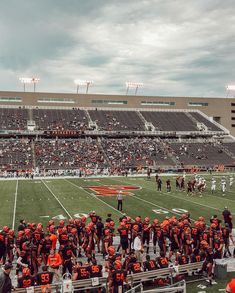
[226,85,235,98]
[125,82,144,95]
[19,77,40,92]
[74,80,94,94]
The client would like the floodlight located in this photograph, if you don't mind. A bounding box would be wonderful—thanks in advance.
[19,77,40,92]
[226,85,235,91]
[74,80,94,94]
[125,82,144,95]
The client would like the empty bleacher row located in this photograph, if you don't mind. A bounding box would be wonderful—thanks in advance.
[0,107,224,133]
[0,138,235,172]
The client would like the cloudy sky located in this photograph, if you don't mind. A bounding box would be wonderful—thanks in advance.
[0,0,235,97]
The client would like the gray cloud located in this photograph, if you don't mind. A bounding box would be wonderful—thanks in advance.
[0,0,235,96]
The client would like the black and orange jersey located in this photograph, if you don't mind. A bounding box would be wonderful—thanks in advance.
[177,254,189,265]
[144,260,157,271]
[0,231,6,247]
[157,256,169,268]
[90,215,99,224]
[18,276,35,288]
[213,238,224,250]
[61,245,74,261]
[58,232,68,244]
[128,261,142,274]
[89,264,103,277]
[143,223,151,234]
[191,227,200,239]
[221,227,230,239]
[112,269,127,286]
[191,252,205,263]
[36,271,54,285]
[118,227,128,239]
[75,266,90,280]
[40,238,52,254]
[153,225,165,242]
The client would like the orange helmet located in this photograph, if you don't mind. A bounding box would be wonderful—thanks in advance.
[210,223,216,229]
[110,221,115,227]
[2,226,9,232]
[104,229,110,236]
[24,229,31,235]
[200,240,209,247]
[8,229,14,235]
[18,231,25,237]
[114,260,122,269]
[133,224,139,231]
[22,268,30,276]
[120,221,126,227]
[48,220,54,226]
[81,216,86,223]
[69,219,74,224]
[59,220,65,226]
[71,228,77,235]
[107,246,115,255]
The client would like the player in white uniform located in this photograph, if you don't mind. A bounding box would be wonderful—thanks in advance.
[221,177,226,195]
[211,177,216,194]
[229,176,233,188]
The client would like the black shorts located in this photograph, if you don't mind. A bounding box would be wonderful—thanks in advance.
[121,239,129,250]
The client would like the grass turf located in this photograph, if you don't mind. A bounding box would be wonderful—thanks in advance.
[1,173,235,291]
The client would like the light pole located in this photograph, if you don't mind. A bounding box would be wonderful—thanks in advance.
[19,77,40,92]
[74,80,94,94]
[125,82,144,95]
[226,85,235,98]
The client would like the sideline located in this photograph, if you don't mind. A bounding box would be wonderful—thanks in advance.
[12,179,18,230]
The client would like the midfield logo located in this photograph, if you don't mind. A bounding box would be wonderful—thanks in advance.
[86,185,141,196]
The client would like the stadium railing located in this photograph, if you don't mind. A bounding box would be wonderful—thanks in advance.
[14,261,203,292]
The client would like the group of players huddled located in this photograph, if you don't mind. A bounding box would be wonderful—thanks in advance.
[154,173,234,197]
[0,204,233,292]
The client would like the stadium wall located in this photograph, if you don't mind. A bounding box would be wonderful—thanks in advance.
[0,90,233,135]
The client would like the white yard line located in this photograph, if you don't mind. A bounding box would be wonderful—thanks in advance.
[12,179,18,230]
[41,180,73,219]
[64,179,125,216]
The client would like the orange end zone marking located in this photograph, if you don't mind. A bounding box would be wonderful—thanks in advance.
[85,185,141,196]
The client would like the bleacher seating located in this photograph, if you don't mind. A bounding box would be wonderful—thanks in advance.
[0,108,28,131]
[0,139,33,170]
[89,110,145,131]
[170,142,233,166]
[190,112,223,132]
[223,142,235,156]
[34,139,107,170]
[32,108,89,131]
[100,138,174,169]
[141,111,198,132]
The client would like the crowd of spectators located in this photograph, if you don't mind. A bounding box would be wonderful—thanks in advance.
[34,138,107,170]
[100,138,173,170]
[1,138,235,175]
[0,139,33,170]
[0,108,28,131]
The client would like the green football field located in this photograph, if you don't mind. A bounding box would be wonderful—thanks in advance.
[1,173,235,229]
